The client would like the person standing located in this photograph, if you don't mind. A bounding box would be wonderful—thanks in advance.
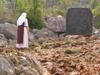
[16,13,29,49]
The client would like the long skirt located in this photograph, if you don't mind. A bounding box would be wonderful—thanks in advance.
[16,27,28,48]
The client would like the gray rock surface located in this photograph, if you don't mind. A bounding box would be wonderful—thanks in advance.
[38,37,47,42]
[35,30,47,39]
[0,23,17,40]
[46,15,66,33]
[0,34,7,45]
[19,59,31,67]
[32,29,39,34]
[29,32,36,42]
[66,8,93,36]
[0,56,15,75]
[35,28,56,39]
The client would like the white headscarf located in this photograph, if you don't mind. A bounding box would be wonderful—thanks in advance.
[17,13,27,26]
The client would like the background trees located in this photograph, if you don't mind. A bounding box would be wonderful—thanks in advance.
[14,0,46,29]
[1,0,100,29]
[0,0,7,19]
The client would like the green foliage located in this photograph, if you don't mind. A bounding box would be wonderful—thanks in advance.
[90,55,93,59]
[64,49,77,54]
[14,0,46,29]
[44,5,65,16]
[92,6,100,14]
[90,0,100,29]
[57,59,63,63]
[93,11,100,29]
[63,41,71,45]
[73,41,83,45]
[58,0,71,13]
[53,43,60,48]
[14,0,31,13]
[28,43,37,51]
[76,58,80,61]
[27,7,46,29]
[93,22,100,29]
[39,41,43,44]
[88,0,100,9]
[0,0,7,19]
[41,45,50,49]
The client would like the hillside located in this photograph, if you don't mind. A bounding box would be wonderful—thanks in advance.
[19,35,100,74]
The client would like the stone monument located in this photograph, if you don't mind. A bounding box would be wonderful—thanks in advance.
[66,8,93,36]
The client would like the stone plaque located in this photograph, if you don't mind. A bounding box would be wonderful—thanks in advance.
[66,8,93,36]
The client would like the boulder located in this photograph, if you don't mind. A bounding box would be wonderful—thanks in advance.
[0,56,15,75]
[0,34,7,45]
[9,56,17,65]
[32,29,39,34]
[46,15,66,33]
[23,55,50,75]
[29,32,36,42]
[19,59,31,67]
[18,65,39,75]
[0,23,17,40]
[38,37,47,42]
[41,28,56,37]
[35,30,47,39]
[44,15,55,21]
[66,8,93,36]
[0,56,14,67]
[35,28,56,40]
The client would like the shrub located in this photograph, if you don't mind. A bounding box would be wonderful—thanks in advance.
[57,59,63,63]
[64,49,76,54]
[63,41,71,45]
[93,11,100,29]
[41,45,50,49]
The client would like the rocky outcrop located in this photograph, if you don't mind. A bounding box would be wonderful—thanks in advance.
[0,52,50,75]
[0,23,17,40]
[29,32,36,42]
[0,56,15,75]
[46,15,66,33]
[0,34,7,45]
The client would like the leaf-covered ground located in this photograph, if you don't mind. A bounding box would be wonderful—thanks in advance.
[3,35,100,75]
[27,36,100,75]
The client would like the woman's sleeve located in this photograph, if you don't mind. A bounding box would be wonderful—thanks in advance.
[25,18,28,26]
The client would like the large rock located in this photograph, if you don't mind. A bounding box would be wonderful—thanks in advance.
[35,30,47,39]
[38,37,47,42]
[0,34,7,45]
[41,28,55,37]
[19,59,31,67]
[0,56,15,75]
[17,65,39,75]
[29,32,36,42]
[35,28,56,39]
[32,29,39,34]
[46,15,66,33]
[0,23,17,40]
[66,8,93,36]
[23,55,50,75]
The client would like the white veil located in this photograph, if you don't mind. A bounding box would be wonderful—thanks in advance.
[17,13,27,26]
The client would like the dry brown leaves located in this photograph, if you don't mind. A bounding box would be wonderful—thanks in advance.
[18,36,100,74]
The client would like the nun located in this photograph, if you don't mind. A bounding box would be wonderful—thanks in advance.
[16,13,29,49]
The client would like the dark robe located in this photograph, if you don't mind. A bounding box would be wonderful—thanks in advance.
[17,22,24,43]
